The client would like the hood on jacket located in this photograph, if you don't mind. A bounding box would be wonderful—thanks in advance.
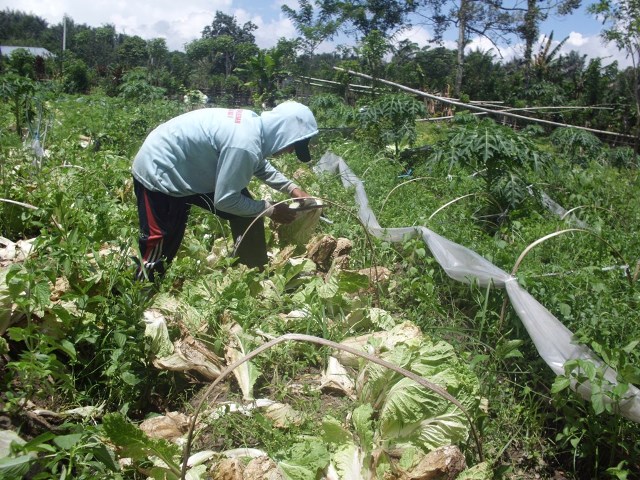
[260,101,319,161]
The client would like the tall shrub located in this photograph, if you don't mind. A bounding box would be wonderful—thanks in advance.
[357,93,427,155]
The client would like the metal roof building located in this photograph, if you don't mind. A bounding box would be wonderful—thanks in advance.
[0,46,54,58]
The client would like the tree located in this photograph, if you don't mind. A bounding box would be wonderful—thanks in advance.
[202,11,257,44]
[199,11,259,79]
[556,50,587,99]
[589,0,640,151]
[96,26,118,65]
[502,0,581,65]
[460,48,502,100]
[117,35,148,69]
[416,0,517,97]
[415,46,457,94]
[530,31,568,80]
[212,35,237,78]
[319,0,420,36]
[273,38,301,70]
[240,49,289,107]
[387,39,423,88]
[282,0,340,56]
[0,9,48,44]
[356,29,391,80]
[583,57,607,106]
[287,0,420,41]
[147,38,169,71]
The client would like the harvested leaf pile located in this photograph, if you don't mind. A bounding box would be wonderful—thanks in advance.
[0,227,487,479]
[123,233,489,479]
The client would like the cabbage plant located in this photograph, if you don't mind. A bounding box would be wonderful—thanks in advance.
[277,322,483,479]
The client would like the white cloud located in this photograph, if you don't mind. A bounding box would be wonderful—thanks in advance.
[393,25,433,48]
[563,33,632,67]
[465,36,507,60]
[566,31,589,47]
[533,31,633,68]
[233,9,297,48]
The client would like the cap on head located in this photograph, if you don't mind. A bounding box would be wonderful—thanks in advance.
[294,137,312,162]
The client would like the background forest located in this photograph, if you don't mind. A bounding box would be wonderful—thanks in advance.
[0,0,638,143]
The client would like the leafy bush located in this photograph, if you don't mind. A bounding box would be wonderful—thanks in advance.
[432,114,548,226]
[63,57,91,94]
[5,48,36,79]
[118,69,166,102]
[308,93,357,129]
[525,80,566,106]
[356,93,427,155]
[607,145,638,169]
[550,127,603,165]
[0,72,36,137]
[521,123,546,137]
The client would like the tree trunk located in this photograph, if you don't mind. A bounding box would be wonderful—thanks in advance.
[523,0,539,66]
[454,0,469,97]
[635,67,640,154]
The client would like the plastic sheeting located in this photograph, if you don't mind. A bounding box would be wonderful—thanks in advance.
[315,151,640,423]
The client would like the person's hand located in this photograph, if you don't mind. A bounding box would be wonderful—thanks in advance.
[270,202,298,224]
[290,187,311,199]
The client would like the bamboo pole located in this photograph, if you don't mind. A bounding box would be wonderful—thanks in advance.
[333,67,634,140]
[299,75,373,89]
[295,79,372,93]
[0,198,38,210]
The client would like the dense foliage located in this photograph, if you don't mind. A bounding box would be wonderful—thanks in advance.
[1,7,639,140]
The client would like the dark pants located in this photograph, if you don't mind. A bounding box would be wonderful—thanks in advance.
[133,178,268,281]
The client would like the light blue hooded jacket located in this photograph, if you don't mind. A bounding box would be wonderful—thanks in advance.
[132,101,318,217]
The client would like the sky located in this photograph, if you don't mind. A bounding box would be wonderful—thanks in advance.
[1,0,631,68]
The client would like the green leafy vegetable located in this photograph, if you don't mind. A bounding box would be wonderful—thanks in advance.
[277,439,330,480]
[102,413,182,477]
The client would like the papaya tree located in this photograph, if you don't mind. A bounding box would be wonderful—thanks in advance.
[239,50,288,108]
[357,93,427,155]
[432,114,549,227]
[0,73,36,138]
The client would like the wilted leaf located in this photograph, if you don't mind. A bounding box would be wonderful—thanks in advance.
[213,457,244,480]
[140,412,190,442]
[276,199,323,247]
[153,336,223,380]
[244,456,283,480]
[143,309,174,358]
[403,444,466,479]
[264,403,303,428]
[320,356,355,398]
[225,323,261,401]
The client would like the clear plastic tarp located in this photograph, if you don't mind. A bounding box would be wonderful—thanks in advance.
[315,151,640,423]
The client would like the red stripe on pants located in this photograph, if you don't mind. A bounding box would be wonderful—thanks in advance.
[142,189,163,261]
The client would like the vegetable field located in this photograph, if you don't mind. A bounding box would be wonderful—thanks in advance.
[1,89,640,480]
